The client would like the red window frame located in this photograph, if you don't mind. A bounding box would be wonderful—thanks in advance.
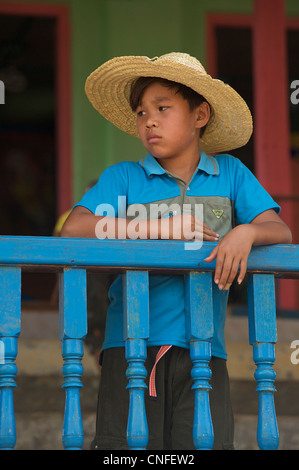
[206,6,299,311]
[0,2,72,216]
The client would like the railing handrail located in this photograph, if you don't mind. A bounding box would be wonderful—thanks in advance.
[0,236,298,276]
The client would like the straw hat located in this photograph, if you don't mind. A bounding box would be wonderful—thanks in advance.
[85,52,253,154]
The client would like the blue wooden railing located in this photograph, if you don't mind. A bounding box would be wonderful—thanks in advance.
[0,236,298,450]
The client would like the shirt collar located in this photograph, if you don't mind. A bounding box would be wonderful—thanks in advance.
[140,153,167,176]
[198,151,219,176]
[139,151,219,177]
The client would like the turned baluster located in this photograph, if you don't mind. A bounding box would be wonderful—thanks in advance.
[123,271,149,450]
[59,268,87,450]
[185,271,214,450]
[0,267,21,450]
[247,273,279,450]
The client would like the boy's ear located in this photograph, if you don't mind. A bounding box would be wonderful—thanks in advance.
[195,101,210,129]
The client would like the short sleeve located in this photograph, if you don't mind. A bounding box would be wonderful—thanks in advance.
[73,163,128,217]
[230,157,280,225]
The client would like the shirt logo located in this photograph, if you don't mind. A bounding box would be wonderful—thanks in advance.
[211,209,224,219]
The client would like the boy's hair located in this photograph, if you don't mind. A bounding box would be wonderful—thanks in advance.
[129,77,209,136]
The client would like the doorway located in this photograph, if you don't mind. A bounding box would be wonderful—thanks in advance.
[214,26,254,173]
[0,5,71,306]
[0,15,56,237]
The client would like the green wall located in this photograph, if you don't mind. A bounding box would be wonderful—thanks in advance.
[71,0,253,201]
[8,0,299,202]
[75,0,253,201]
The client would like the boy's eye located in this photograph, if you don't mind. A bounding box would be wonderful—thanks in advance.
[159,106,168,111]
[137,110,145,117]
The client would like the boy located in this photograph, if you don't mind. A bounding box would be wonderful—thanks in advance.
[61,53,292,450]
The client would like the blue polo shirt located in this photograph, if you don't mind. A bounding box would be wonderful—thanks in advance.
[75,151,280,359]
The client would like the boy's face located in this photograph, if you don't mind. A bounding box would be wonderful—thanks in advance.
[135,82,209,164]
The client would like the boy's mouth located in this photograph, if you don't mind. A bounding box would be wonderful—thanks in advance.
[147,133,162,143]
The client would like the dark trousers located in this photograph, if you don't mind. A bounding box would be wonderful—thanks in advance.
[91,346,234,450]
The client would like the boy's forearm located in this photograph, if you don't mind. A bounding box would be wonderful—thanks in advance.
[61,211,218,241]
[95,217,152,239]
[95,217,167,239]
[60,213,96,238]
[62,214,130,239]
[249,221,292,246]
[61,213,154,239]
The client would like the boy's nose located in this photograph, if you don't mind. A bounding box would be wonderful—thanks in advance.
[146,116,159,128]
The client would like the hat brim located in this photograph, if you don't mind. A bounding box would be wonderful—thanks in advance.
[85,54,253,154]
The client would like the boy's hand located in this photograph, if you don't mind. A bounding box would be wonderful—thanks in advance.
[162,214,219,242]
[203,209,292,290]
[204,224,255,290]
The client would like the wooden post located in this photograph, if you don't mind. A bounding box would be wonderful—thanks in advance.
[185,272,214,450]
[0,267,21,450]
[247,273,279,450]
[59,268,87,450]
[123,271,149,450]
[253,0,296,310]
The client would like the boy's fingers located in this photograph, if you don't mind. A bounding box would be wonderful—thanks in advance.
[213,251,226,285]
[204,245,218,263]
[202,233,220,241]
[200,223,219,241]
[237,259,248,285]
[221,258,240,290]
[216,259,232,289]
[219,257,248,290]
[202,223,219,237]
